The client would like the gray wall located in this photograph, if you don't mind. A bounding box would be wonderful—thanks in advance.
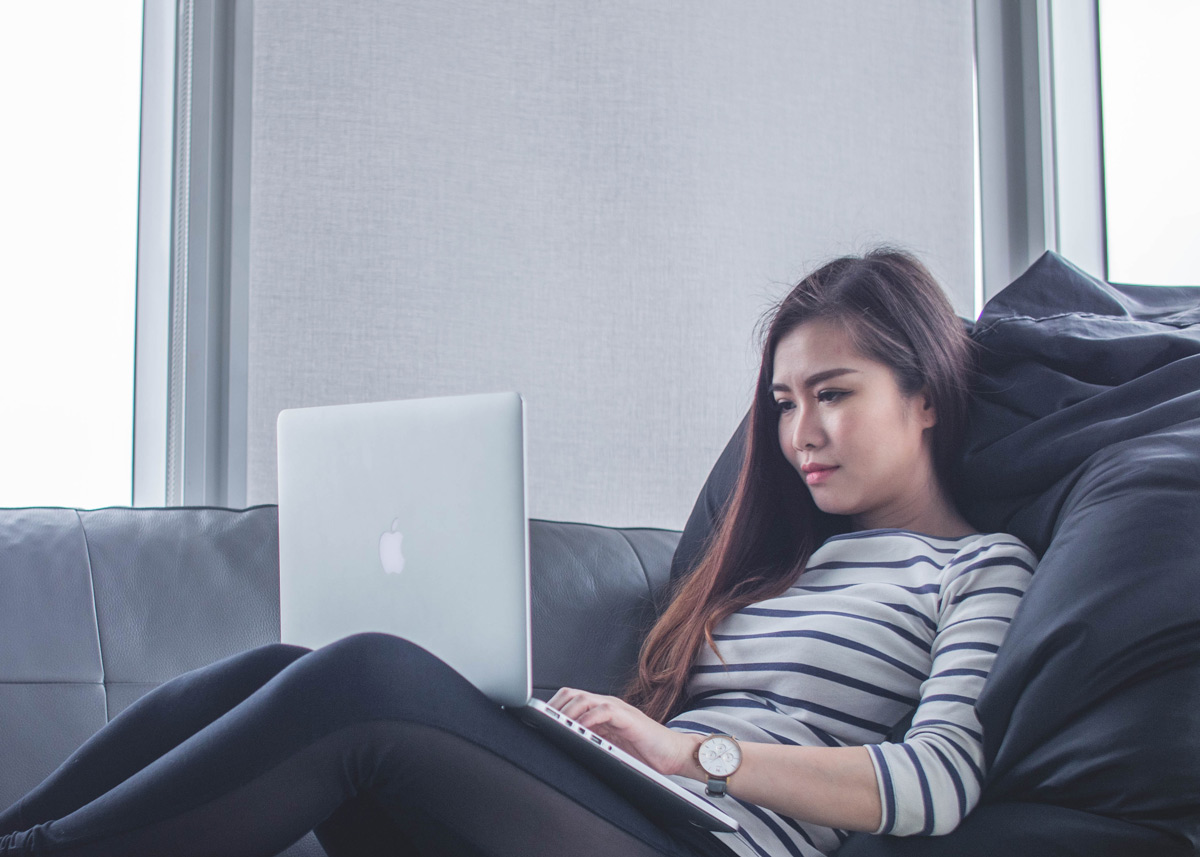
[246,0,975,529]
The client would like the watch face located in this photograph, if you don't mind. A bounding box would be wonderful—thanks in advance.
[698,736,741,777]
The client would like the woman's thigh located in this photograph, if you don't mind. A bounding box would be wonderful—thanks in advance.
[299,633,733,857]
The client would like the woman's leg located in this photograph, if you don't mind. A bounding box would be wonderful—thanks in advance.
[0,633,733,857]
[312,733,742,857]
[0,643,310,835]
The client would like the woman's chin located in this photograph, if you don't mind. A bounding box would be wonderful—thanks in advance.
[809,493,857,518]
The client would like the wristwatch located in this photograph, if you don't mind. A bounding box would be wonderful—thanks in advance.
[695,733,742,796]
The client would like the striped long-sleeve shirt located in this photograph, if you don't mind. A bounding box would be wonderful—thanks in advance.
[666,528,1037,857]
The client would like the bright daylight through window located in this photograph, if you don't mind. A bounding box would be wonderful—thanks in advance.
[0,2,143,508]
[1099,0,1200,286]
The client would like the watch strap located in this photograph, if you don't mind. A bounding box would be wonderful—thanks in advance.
[705,776,729,797]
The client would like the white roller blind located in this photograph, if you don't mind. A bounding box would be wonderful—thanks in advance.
[246,0,975,528]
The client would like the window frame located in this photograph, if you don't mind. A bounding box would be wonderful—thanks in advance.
[133,0,253,508]
[974,0,1107,302]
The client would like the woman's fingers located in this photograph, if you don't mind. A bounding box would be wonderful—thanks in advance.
[571,698,615,731]
[549,689,619,730]
[547,689,685,774]
[546,687,574,709]
[557,691,600,722]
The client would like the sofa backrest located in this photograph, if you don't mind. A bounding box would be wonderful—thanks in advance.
[0,506,282,810]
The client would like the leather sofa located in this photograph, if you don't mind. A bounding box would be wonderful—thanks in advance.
[0,506,678,857]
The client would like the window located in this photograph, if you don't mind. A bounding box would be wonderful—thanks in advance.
[0,2,143,507]
[1099,0,1200,286]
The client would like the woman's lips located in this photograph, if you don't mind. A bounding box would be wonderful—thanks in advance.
[803,465,837,486]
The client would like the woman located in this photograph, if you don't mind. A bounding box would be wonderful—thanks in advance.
[0,249,1036,857]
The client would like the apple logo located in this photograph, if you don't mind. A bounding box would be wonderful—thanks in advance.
[379,518,406,575]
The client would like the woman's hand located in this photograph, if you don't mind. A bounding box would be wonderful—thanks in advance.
[549,688,884,832]
[547,687,701,778]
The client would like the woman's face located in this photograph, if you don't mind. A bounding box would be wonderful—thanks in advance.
[770,319,938,531]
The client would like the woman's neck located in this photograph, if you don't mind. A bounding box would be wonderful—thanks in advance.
[852,476,977,539]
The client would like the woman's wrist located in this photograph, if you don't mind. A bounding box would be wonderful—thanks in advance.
[669,731,709,779]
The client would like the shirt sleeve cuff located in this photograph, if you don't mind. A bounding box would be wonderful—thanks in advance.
[866,744,893,835]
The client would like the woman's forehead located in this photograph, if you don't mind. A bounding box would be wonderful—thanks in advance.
[772,321,879,383]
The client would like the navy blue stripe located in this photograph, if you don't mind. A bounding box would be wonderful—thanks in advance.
[949,554,1037,580]
[880,600,938,632]
[909,728,984,784]
[699,688,895,734]
[721,808,777,857]
[742,723,844,751]
[901,742,937,835]
[801,720,844,749]
[735,606,931,650]
[939,614,1012,631]
[912,719,982,743]
[927,741,968,822]
[738,800,818,854]
[806,555,941,572]
[869,744,897,834]
[758,726,800,746]
[792,580,942,595]
[777,812,825,848]
[949,586,1026,604]
[710,629,930,680]
[822,528,969,554]
[942,543,993,565]
[761,721,844,749]
[929,667,989,679]
[931,731,985,783]
[943,540,1031,568]
[936,640,1000,655]
[690,662,920,707]
[666,719,719,735]
[669,717,848,760]
[687,694,780,714]
[920,693,977,706]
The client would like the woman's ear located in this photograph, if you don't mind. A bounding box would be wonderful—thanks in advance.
[917,388,937,429]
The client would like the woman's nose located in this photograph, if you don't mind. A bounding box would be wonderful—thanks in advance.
[790,405,821,450]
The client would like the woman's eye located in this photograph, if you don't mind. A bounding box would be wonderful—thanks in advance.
[816,389,847,403]
[773,399,794,412]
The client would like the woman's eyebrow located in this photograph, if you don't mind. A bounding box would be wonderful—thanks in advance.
[770,368,859,392]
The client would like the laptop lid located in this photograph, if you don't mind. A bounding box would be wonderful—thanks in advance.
[277,391,531,707]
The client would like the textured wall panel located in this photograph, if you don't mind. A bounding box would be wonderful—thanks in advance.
[247,0,975,528]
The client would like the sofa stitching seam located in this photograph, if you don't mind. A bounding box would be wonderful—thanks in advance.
[612,529,655,604]
[75,509,108,722]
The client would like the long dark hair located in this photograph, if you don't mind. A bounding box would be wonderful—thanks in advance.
[626,248,974,722]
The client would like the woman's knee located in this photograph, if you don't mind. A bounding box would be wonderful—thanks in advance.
[190,641,311,689]
[298,633,480,717]
[317,632,429,670]
[241,641,312,670]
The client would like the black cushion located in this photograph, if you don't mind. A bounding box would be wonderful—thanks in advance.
[672,252,1200,853]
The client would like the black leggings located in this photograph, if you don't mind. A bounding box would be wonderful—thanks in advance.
[0,633,736,857]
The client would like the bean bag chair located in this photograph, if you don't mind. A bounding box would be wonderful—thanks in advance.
[672,252,1200,855]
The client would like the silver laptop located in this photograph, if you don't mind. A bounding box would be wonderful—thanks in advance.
[277,392,738,834]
